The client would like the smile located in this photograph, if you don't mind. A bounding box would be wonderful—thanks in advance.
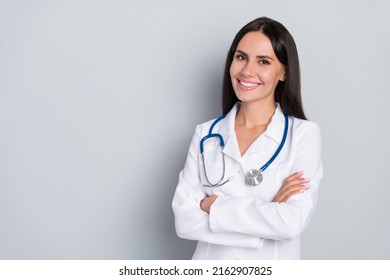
[238,79,260,90]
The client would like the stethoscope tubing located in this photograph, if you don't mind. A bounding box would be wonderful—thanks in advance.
[199,113,288,187]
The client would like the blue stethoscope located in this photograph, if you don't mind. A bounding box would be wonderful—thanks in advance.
[200,114,289,187]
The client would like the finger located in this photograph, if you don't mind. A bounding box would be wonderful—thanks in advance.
[280,188,310,203]
[283,185,310,200]
[276,185,311,203]
[284,171,304,183]
[280,180,310,195]
[274,183,310,202]
[278,183,309,197]
[278,177,310,193]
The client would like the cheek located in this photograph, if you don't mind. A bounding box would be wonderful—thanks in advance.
[261,70,281,84]
[229,64,236,79]
[229,65,238,86]
[229,61,242,78]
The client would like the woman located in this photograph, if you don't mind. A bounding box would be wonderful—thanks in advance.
[172,17,323,259]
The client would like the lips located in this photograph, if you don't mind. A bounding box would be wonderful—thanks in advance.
[238,79,260,90]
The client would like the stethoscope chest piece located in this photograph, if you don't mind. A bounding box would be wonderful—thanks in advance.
[245,169,263,186]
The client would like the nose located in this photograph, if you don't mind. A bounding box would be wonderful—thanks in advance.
[240,61,256,77]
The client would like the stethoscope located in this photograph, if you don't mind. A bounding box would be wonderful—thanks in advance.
[200,114,288,187]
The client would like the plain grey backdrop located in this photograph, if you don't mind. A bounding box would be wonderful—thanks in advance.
[0,0,389,259]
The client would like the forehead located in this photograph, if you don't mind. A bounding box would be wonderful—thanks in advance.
[236,31,276,57]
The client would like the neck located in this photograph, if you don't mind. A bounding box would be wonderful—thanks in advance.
[236,101,276,128]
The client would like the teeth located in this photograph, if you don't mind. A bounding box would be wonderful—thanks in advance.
[239,80,259,87]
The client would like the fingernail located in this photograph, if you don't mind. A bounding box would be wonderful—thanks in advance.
[299,186,311,193]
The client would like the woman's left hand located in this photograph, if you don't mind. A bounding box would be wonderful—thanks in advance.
[200,195,218,213]
[273,171,310,203]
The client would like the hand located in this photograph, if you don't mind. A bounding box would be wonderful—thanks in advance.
[273,172,310,203]
[200,195,218,213]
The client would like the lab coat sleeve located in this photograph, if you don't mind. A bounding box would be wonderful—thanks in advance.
[208,121,323,240]
[172,125,264,248]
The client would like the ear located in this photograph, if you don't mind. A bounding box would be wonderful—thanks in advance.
[279,71,286,82]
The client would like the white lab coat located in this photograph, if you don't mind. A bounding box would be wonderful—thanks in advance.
[172,102,323,259]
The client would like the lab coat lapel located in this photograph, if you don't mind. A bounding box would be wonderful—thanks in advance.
[217,103,242,163]
[243,103,286,158]
[263,104,286,144]
[215,103,286,162]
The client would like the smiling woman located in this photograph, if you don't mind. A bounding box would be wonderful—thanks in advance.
[172,17,323,260]
[230,32,286,107]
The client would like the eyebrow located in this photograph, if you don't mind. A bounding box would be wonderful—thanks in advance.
[235,50,274,60]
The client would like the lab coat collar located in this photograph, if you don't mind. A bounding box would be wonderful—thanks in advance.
[217,102,286,161]
[263,103,287,144]
[218,103,241,162]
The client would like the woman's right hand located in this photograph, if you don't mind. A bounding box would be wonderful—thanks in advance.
[272,172,310,203]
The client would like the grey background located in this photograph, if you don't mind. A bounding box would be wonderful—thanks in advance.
[0,0,389,259]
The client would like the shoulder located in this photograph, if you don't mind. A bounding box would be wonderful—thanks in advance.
[290,117,321,134]
[194,116,226,137]
[195,103,238,136]
[289,117,322,146]
[197,117,221,128]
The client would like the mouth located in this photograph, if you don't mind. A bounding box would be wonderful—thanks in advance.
[238,79,260,90]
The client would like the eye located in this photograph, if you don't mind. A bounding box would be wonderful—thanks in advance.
[235,54,247,61]
[259,59,270,65]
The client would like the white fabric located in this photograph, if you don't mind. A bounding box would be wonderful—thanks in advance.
[172,103,323,259]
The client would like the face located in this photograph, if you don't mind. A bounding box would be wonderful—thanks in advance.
[229,31,286,105]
